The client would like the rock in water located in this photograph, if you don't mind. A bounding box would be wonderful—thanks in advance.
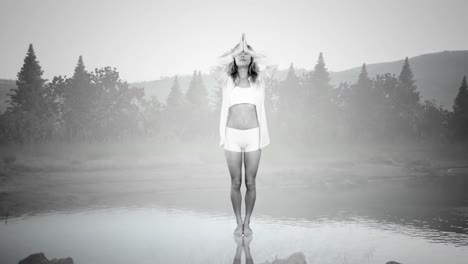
[49,257,74,264]
[18,252,74,264]
[18,253,49,264]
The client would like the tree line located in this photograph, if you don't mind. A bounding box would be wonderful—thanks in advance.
[0,44,467,146]
[273,52,468,146]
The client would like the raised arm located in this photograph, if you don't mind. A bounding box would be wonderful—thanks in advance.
[242,35,278,86]
[210,39,245,85]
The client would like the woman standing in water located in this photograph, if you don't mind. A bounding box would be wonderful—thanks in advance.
[210,33,278,237]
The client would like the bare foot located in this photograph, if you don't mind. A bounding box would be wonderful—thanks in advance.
[244,222,253,237]
[233,223,243,237]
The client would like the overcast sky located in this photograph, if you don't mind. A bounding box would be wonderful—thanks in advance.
[1,0,467,82]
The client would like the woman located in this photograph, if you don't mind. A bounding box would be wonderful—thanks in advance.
[210,33,278,237]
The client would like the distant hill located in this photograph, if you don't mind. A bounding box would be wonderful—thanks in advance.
[1,50,467,114]
[328,50,468,110]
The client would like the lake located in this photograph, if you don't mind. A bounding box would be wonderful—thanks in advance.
[1,204,467,264]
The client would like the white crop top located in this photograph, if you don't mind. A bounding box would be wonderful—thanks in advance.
[228,85,257,108]
[210,53,278,150]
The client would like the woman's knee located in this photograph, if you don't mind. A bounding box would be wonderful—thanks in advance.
[245,178,256,190]
[231,177,242,190]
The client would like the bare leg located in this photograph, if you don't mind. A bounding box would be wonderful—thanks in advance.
[225,149,243,236]
[243,148,261,236]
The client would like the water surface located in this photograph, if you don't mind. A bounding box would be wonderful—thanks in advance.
[1,205,467,264]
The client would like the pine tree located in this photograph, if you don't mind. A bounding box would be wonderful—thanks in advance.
[394,57,421,140]
[185,70,209,111]
[185,70,199,108]
[7,43,47,115]
[304,52,336,142]
[70,56,92,108]
[278,63,305,143]
[63,55,93,141]
[309,52,332,96]
[5,43,53,143]
[450,76,468,141]
[348,64,373,140]
[166,75,184,111]
[306,52,334,109]
[279,63,301,113]
[182,71,211,139]
[453,76,468,114]
[396,57,420,108]
[356,63,372,92]
[165,75,186,139]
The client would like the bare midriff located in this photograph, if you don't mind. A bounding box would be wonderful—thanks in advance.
[227,103,259,129]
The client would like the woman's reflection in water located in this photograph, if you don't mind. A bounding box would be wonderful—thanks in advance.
[232,236,307,264]
[233,235,243,264]
[243,235,254,264]
[233,235,254,264]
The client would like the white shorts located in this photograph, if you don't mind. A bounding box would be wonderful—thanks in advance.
[224,126,260,152]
